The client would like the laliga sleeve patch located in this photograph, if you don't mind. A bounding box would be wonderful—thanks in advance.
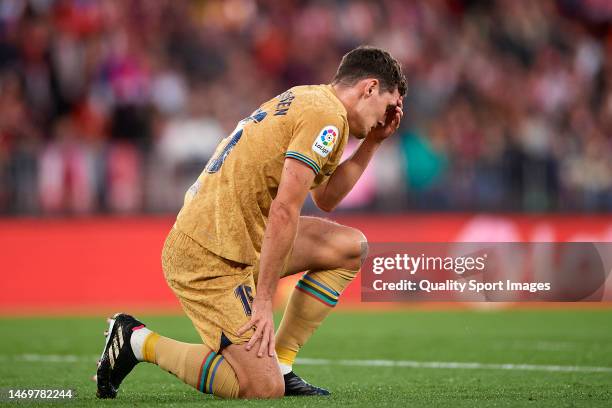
[312,125,339,158]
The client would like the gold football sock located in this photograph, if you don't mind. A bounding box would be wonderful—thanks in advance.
[142,334,239,398]
[275,268,358,368]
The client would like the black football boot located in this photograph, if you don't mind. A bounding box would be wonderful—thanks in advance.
[284,371,330,396]
[96,313,146,398]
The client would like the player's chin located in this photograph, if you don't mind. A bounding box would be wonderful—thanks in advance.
[355,127,370,139]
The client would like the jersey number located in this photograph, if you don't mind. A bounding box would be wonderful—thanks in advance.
[234,284,254,317]
[205,109,268,173]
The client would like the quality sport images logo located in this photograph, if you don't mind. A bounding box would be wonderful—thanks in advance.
[312,125,338,157]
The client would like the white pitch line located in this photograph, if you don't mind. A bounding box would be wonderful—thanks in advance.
[1,354,611,374]
[0,354,97,363]
[295,358,612,373]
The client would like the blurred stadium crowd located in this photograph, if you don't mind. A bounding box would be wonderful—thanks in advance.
[1,0,612,214]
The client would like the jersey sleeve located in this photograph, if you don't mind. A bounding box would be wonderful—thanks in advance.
[285,108,345,175]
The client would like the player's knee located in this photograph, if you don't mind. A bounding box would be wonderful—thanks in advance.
[357,230,369,266]
[344,228,367,271]
[267,375,285,399]
[241,374,284,399]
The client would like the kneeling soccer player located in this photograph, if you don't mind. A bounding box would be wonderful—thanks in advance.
[96,45,406,399]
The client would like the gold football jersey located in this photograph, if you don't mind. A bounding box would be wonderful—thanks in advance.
[175,84,349,265]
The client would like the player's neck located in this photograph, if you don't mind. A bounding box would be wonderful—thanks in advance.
[331,83,360,132]
[330,83,353,108]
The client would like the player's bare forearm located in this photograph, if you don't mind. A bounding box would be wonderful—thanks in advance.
[256,200,300,300]
[237,158,314,357]
[311,137,382,211]
[237,198,300,358]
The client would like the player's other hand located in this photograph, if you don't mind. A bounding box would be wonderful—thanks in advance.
[237,297,276,358]
[367,97,404,143]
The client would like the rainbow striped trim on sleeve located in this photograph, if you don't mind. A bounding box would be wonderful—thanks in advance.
[285,151,320,175]
[197,351,225,394]
[295,274,340,307]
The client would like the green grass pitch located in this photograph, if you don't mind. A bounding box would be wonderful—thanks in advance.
[1,309,611,407]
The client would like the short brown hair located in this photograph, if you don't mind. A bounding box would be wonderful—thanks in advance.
[333,46,407,96]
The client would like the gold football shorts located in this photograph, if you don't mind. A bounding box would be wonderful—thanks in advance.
[161,227,256,351]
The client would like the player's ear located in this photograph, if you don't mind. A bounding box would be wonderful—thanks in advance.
[364,79,379,98]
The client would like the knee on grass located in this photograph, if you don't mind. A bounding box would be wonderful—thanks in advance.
[239,373,284,399]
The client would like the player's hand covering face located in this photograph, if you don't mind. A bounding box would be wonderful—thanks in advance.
[366,95,404,143]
